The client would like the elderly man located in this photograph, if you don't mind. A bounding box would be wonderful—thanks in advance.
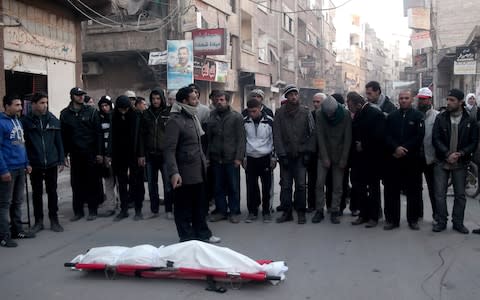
[433,89,478,234]
[273,84,316,224]
[164,86,220,243]
[313,95,351,224]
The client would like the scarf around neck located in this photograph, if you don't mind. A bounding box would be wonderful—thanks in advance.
[171,102,205,136]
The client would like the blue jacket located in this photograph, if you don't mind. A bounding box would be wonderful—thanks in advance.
[0,112,29,175]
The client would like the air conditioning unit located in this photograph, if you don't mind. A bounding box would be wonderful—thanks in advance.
[82,62,103,75]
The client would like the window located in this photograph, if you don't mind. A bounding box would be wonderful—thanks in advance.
[241,11,253,52]
[282,6,294,34]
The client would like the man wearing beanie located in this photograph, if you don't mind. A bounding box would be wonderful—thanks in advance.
[60,87,103,221]
[138,88,172,219]
[97,96,117,218]
[313,95,351,224]
[242,89,273,118]
[273,84,316,224]
[433,88,478,234]
[383,90,425,231]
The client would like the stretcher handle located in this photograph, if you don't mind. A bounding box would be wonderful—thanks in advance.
[265,275,282,281]
[64,262,76,267]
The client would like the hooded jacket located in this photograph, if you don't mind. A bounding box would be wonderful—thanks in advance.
[0,112,29,175]
[21,111,64,169]
[138,89,171,158]
[109,107,140,164]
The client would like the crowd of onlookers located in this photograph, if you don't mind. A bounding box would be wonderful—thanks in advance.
[1,80,480,248]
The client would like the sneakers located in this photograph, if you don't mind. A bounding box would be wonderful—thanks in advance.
[263,214,272,223]
[408,222,420,231]
[114,211,129,222]
[12,231,35,239]
[166,212,174,220]
[70,214,84,222]
[383,222,399,230]
[207,236,221,244]
[365,220,378,228]
[31,222,44,234]
[351,217,367,226]
[452,224,469,234]
[0,238,17,248]
[86,213,97,221]
[297,212,306,224]
[311,210,324,223]
[50,221,64,232]
[229,215,241,224]
[209,213,227,222]
[276,212,293,223]
[133,212,143,221]
[244,213,258,223]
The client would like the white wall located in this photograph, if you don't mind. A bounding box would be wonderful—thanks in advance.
[47,60,75,117]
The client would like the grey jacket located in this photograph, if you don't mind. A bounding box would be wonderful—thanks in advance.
[206,107,246,163]
[273,105,316,158]
[316,108,352,166]
[163,110,206,185]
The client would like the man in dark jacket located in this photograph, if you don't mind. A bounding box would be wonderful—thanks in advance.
[110,96,144,221]
[348,92,386,228]
[365,81,397,115]
[138,88,172,219]
[163,86,220,243]
[207,91,246,223]
[60,87,103,221]
[22,92,64,233]
[273,84,316,224]
[383,90,425,230]
[433,89,479,234]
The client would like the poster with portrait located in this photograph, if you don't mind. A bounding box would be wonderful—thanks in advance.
[167,40,194,90]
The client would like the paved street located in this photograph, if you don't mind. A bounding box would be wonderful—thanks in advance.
[1,169,480,300]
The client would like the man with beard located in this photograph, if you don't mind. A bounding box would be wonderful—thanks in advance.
[207,91,246,224]
[383,90,425,231]
[433,89,478,234]
[164,86,220,243]
[138,88,172,219]
[273,84,316,224]
[348,92,386,228]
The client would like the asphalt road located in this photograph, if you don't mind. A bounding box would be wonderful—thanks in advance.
[1,169,480,300]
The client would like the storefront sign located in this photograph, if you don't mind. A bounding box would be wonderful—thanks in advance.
[194,57,228,82]
[454,47,476,75]
[192,28,227,56]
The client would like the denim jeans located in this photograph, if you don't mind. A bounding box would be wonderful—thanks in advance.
[212,161,240,215]
[279,157,307,213]
[434,163,467,226]
[146,155,172,213]
[0,168,25,240]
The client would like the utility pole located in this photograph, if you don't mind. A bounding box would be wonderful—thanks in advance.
[430,0,439,108]
[294,0,298,86]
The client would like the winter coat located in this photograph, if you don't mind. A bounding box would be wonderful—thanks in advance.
[385,108,425,160]
[244,113,274,158]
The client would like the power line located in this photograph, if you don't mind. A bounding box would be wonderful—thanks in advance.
[248,0,356,14]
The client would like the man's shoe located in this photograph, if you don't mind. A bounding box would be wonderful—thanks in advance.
[383,222,399,230]
[12,231,35,239]
[330,212,340,224]
[297,212,306,224]
[0,238,17,248]
[133,212,143,221]
[229,215,241,224]
[452,224,469,234]
[263,214,272,223]
[472,228,480,234]
[98,210,115,218]
[276,205,285,212]
[86,214,97,221]
[31,222,44,234]
[50,222,64,232]
[276,212,293,223]
[432,223,446,232]
[207,236,221,244]
[166,212,174,220]
[209,213,227,222]
[351,217,367,226]
[365,220,378,228]
[70,214,84,222]
[312,210,325,223]
[114,211,129,222]
[244,213,258,223]
[408,222,420,231]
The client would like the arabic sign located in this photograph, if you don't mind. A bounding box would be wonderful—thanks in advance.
[192,28,227,56]
[167,40,194,90]
[454,47,476,75]
[408,7,430,30]
[148,50,167,65]
[411,31,432,50]
[194,57,228,82]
